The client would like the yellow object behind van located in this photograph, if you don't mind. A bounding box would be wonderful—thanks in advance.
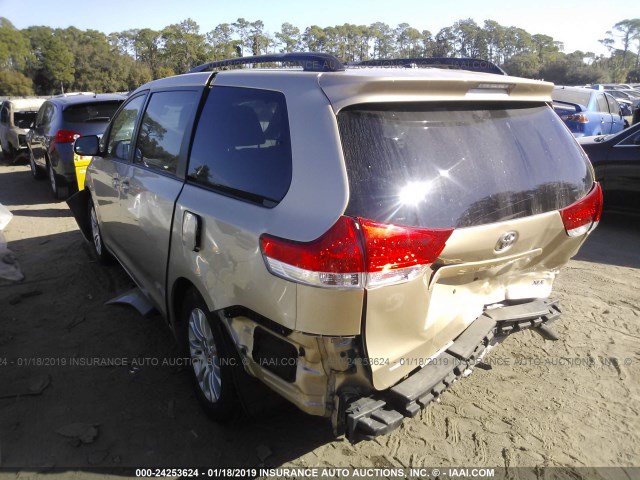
[73,153,92,190]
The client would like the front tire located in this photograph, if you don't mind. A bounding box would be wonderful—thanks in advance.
[181,288,240,421]
[88,198,112,264]
[2,144,14,161]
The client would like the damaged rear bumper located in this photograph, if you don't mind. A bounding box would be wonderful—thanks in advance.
[341,298,561,442]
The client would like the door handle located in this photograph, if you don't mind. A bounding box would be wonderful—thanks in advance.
[182,211,202,252]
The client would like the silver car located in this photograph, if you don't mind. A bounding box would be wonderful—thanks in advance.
[69,53,602,441]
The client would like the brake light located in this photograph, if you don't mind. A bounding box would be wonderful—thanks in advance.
[561,114,589,123]
[55,129,81,143]
[560,183,603,237]
[260,216,453,289]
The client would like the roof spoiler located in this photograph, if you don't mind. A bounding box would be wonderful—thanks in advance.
[348,57,507,75]
[189,52,345,73]
[551,100,582,112]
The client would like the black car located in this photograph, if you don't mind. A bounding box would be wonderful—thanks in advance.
[578,123,640,213]
[27,93,126,199]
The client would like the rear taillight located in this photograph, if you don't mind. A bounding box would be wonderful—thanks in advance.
[561,114,589,123]
[260,216,453,289]
[358,218,453,287]
[560,183,603,237]
[55,129,81,144]
[260,216,364,288]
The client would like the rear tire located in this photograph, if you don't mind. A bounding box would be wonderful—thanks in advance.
[30,153,46,179]
[48,161,69,200]
[180,288,241,421]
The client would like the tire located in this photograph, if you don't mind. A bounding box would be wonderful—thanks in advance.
[48,161,69,200]
[29,153,46,179]
[88,198,112,264]
[180,288,241,421]
[8,145,20,163]
[2,144,13,161]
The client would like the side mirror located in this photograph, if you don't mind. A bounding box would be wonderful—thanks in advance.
[74,135,100,156]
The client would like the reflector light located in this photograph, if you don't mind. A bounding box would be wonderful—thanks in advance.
[260,216,454,289]
[56,129,81,144]
[561,114,589,123]
[560,183,603,237]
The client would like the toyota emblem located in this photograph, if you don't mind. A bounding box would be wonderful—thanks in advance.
[495,231,518,252]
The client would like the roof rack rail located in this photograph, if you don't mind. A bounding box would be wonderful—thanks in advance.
[189,52,345,73]
[349,57,506,75]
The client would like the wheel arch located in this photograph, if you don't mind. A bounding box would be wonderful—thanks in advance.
[66,188,92,242]
[169,277,215,334]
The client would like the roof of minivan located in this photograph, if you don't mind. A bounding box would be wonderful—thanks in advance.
[4,98,45,111]
[135,67,554,112]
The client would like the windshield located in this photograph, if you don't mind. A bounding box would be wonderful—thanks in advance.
[338,102,593,229]
[63,101,122,123]
[14,111,37,129]
[551,89,591,106]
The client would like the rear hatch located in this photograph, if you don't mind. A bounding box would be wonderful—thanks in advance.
[62,101,123,136]
[57,101,123,162]
[336,101,594,389]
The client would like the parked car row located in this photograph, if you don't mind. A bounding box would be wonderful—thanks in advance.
[26,92,126,198]
[579,122,640,214]
[551,83,640,138]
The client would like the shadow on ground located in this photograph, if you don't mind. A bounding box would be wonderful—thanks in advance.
[574,210,640,269]
[0,165,61,207]
[0,229,336,472]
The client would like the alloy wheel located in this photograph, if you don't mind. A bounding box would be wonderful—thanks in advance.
[89,206,102,256]
[187,307,222,403]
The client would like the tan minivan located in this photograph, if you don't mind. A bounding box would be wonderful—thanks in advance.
[70,53,602,441]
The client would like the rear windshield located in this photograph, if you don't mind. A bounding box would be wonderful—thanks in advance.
[14,111,37,129]
[63,101,122,123]
[338,103,593,229]
[551,89,591,106]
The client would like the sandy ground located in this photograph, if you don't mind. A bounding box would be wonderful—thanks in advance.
[0,158,639,477]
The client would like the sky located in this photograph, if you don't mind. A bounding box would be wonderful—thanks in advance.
[0,0,637,56]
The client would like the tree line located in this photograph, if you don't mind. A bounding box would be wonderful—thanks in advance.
[1,16,639,96]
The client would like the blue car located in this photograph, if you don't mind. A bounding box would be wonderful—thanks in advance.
[552,86,625,137]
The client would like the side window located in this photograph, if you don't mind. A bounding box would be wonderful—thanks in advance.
[188,86,292,205]
[0,105,8,124]
[35,104,47,127]
[134,90,198,174]
[596,94,609,113]
[606,95,620,116]
[620,131,640,146]
[107,95,146,161]
[41,104,55,128]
